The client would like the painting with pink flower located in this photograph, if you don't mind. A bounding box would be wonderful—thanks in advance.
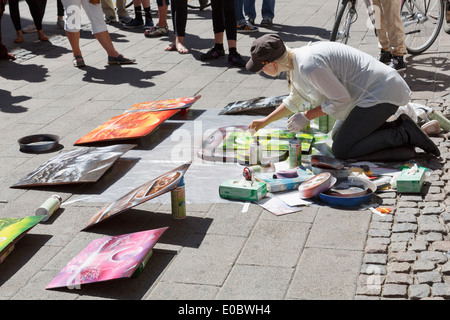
[46,227,168,289]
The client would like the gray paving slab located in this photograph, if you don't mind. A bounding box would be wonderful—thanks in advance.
[0,0,449,304]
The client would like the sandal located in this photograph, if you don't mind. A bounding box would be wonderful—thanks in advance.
[73,55,85,68]
[107,54,136,65]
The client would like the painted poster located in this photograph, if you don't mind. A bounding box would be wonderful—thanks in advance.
[127,95,201,112]
[83,162,191,230]
[11,144,136,188]
[218,95,288,115]
[74,96,201,145]
[197,126,288,163]
[0,215,46,263]
[46,227,168,289]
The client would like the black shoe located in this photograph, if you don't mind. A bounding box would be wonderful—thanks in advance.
[377,49,392,64]
[390,55,406,71]
[200,46,225,61]
[399,114,440,156]
[228,52,246,68]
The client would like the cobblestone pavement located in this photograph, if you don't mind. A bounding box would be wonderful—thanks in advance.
[0,0,449,301]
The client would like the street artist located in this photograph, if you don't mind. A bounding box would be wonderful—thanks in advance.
[247,34,440,161]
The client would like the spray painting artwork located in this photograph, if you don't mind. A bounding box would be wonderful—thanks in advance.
[83,162,191,230]
[74,96,201,145]
[46,227,168,289]
[10,144,136,188]
[0,215,46,263]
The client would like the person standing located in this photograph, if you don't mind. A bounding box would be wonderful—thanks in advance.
[372,0,407,71]
[101,0,132,24]
[164,0,188,54]
[8,0,49,42]
[244,0,275,27]
[0,0,16,60]
[200,0,247,67]
[61,0,135,67]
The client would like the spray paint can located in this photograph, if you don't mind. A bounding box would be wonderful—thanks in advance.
[429,110,450,132]
[171,177,186,219]
[35,195,62,222]
[288,138,302,168]
[249,137,262,165]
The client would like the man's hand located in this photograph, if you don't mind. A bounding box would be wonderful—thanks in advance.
[287,112,309,132]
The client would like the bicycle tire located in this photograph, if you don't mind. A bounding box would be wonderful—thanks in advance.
[443,0,450,34]
[330,0,356,44]
[187,0,211,10]
[402,0,445,54]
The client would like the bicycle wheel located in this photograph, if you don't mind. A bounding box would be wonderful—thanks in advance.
[330,0,357,44]
[402,0,445,54]
[443,0,450,34]
[187,0,211,10]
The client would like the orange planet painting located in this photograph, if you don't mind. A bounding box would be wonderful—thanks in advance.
[74,96,201,145]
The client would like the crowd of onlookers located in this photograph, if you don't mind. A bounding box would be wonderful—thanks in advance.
[0,0,276,67]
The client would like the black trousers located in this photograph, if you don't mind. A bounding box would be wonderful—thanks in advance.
[331,103,411,160]
[211,0,237,41]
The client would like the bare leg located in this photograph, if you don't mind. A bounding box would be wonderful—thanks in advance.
[65,30,82,57]
[93,30,119,57]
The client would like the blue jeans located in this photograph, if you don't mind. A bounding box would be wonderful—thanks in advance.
[235,0,246,24]
[244,0,275,20]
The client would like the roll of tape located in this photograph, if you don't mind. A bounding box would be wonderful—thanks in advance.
[298,172,336,199]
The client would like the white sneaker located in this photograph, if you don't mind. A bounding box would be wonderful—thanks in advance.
[23,23,37,33]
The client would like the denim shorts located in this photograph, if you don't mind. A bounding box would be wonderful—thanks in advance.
[157,0,170,6]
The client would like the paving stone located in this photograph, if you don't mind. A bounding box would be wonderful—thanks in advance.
[385,272,414,285]
[364,254,387,265]
[383,284,408,298]
[413,259,436,272]
[389,242,407,252]
[432,283,450,298]
[442,261,450,275]
[430,241,450,252]
[419,223,447,235]
[360,264,387,275]
[417,271,442,284]
[395,213,417,223]
[365,243,388,254]
[409,284,431,299]
[420,251,448,264]
[387,262,410,273]
[392,223,418,233]
[390,251,417,263]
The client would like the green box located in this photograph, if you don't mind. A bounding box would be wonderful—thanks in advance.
[396,167,426,193]
[219,179,268,201]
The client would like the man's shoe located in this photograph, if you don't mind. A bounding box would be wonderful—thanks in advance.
[144,19,154,30]
[105,16,117,24]
[123,18,144,28]
[390,55,406,71]
[399,114,440,156]
[237,23,258,32]
[119,15,133,24]
[377,49,392,64]
[260,18,273,27]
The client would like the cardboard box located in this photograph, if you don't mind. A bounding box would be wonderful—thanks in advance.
[219,179,268,201]
[396,167,426,193]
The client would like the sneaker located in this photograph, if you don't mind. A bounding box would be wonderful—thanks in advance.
[123,18,144,29]
[228,52,246,68]
[56,18,64,29]
[23,23,37,33]
[105,16,117,24]
[247,17,255,25]
[390,55,406,71]
[144,25,169,37]
[237,23,258,33]
[144,19,154,30]
[200,46,225,61]
[377,49,392,64]
[260,18,273,27]
[119,15,133,24]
